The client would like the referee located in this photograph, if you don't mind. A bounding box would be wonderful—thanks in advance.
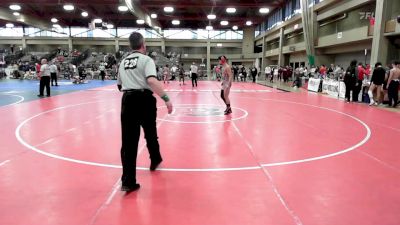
[117,32,173,192]
[37,58,51,97]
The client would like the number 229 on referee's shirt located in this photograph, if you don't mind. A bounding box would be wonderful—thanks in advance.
[124,57,138,70]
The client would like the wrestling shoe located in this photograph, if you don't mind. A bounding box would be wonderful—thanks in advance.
[224,108,232,115]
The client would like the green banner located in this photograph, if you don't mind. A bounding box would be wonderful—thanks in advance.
[307,55,315,66]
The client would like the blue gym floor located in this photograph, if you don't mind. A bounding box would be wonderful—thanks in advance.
[0,79,117,107]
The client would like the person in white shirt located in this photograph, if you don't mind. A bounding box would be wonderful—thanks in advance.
[190,62,198,87]
[72,64,77,75]
[171,64,178,80]
[334,66,343,79]
[49,62,58,86]
[117,32,173,192]
[99,62,106,81]
[299,66,305,76]
[265,66,271,80]
[38,58,51,97]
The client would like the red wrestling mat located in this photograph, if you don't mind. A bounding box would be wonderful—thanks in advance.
[1,81,400,225]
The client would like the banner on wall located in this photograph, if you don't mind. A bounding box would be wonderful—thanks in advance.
[308,78,321,92]
[307,55,315,66]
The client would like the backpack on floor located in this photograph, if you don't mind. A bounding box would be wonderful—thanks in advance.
[362,92,370,103]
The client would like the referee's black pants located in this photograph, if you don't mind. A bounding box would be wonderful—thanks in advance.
[39,76,51,96]
[51,73,58,86]
[100,71,105,81]
[191,73,198,87]
[120,90,162,185]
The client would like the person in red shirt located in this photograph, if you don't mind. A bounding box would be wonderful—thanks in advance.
[319,65,327,77]
[35,63,41,76]
[353,63,366,102]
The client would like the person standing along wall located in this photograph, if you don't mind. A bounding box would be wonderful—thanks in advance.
[368,62,385,106]
[344,60,357,103]
[353,63,366,102]
[386,61,400,108]
[251,66,258,83]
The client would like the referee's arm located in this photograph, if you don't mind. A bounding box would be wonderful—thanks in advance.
[117,76,122,91]
[117,62,122,91]
[147,77,173,114]
[147,76,168,99]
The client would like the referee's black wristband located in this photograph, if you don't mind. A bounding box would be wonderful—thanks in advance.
[117,85,122,91]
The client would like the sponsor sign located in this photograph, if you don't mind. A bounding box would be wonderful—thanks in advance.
[308,78,321,92]
[322,79,346,98]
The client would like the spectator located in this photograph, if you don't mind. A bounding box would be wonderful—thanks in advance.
[354,63,367,102]
[368,62,385,106]
[344,60,357,103]
[251,65,258,83]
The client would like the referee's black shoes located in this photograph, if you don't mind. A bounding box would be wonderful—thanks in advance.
[121,183,140,192]
[150,158,163,171]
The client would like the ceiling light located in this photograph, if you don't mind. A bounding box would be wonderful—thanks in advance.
[9,5,21,11]
[13,12,20,16]
[52,24,61,28]
[136,19,145,24]
[294,24,299,29]
[172,20,180,25]
[81,12,88,17]
[51,18,58,23]
[220,21,229,26]
[232,25,238,30]
[63,4,74,11]
[107,24,114,29]
[246,21,252,26]
[17,18,24,22]
[226,8,236,13]
[164,6,174,13]
[151,14,157,19]
[259,8,270,14]
[118,6,129,12]
[93,18,103,23]
[6,23,14,28]
[207,14,216,20]
[206,25,213,30]
[217,43,222,47]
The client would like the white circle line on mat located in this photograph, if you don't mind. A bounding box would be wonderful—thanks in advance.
[15,100,371,171]
[0,94,24,106]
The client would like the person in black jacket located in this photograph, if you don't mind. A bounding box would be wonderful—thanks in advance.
[344,60,357,103]
[250,66,258,83]
[368,62,386,106]
[240,66,247,82]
